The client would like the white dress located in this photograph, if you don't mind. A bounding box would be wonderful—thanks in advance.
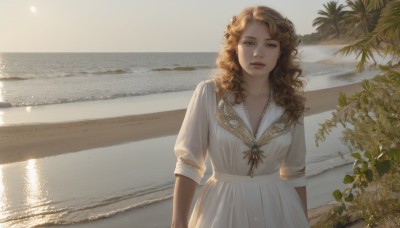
[174,80,310,228]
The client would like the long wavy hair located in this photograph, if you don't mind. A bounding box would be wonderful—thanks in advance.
[214,6,305,123]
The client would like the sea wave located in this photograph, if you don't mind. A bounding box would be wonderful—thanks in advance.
[1,88,194,108]
[0,154,357,227]
[0,76,27,81]
[91,69,130,75]
[152,65,215,71]
[0,102,12,108]
[312,71,354,78]
[306,150,354,178]
[1,183,175,227]
[306,161,353,178]
[64,69,130,77]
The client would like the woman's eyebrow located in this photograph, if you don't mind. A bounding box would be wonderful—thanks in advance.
[242,36,274,41]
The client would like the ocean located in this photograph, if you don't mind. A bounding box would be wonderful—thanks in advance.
[0,45,379,227]
[0,46,377,109]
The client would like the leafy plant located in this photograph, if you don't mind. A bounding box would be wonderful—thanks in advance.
[313,0,400,227]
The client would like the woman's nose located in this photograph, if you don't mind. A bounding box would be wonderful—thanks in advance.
[253,46,264,58]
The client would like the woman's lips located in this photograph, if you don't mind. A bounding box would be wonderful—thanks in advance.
[250,62,265,68]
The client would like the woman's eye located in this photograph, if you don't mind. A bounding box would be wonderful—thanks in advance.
[243,41,255,46]
[266,43,278,48]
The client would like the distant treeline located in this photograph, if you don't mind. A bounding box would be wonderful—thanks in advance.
[298,33,321,45]
[298,33,353,45]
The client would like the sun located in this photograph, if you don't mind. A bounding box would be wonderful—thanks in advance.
[30,6,37,13]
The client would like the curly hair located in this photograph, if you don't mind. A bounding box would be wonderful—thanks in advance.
[214,6,305,123]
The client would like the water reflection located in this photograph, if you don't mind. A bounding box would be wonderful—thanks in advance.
[0,167,7,214]
[0,54,3,78]
[0,111,3,126]
[0,82,4,126]
[25,159,43,206]
[0,82,3,103]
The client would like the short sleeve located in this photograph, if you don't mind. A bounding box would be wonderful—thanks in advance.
[280,116,307,187]
[174,81,211,184]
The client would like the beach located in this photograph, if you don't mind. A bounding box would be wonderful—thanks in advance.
[0,82,361,165]
[0,82,362,227]
[0,47,372,227]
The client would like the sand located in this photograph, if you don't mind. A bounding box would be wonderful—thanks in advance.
[0,82,362,165]
[0,82,365,227]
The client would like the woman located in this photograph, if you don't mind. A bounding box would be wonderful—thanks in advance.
[172,6,309,228]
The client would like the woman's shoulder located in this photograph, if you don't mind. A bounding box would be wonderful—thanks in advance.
[192,80,217,107]
[195,79,216,94]
[197,79,216,88]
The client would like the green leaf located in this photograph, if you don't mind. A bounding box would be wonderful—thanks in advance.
[375,160,391,176]
[354,167,361,174]
[333,189,342,202]
[351,152,362,160]
[338,92,348,107]
[344,175,354,184]
[362,80,374,92]
[365,151,373,160]
[365,169,373,182]
[360,163,368,173]
[344,192,354,202]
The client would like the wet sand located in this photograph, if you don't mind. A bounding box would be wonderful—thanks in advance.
[0,82,362,165]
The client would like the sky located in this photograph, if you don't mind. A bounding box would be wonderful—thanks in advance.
[0,0,346,52]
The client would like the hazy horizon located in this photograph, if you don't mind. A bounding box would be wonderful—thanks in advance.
[0,0,345,52]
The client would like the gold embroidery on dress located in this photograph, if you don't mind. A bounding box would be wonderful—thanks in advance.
[215,96,293,177]
[180,157,202,171]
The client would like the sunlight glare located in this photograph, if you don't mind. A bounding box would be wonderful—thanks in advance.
[0,82,4,103]
[24,159,47,228]
[0,167,6,213]
[0,82,4,126]
[26,159,40,205]
[0,111,4,126]
[30,6,37,14]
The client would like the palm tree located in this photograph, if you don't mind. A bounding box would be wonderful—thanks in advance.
[316,2,400,225]
[366,0,393,11]
[312,1,346,38]
[372,0,400,52]
[338,0,399,71]
[342,0,378,37]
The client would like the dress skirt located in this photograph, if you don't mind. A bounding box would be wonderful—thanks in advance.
[188,172,310,228]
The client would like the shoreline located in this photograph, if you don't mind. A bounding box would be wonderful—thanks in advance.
[0,82,362,165]
[0,82,365,227]
[61,164,352,228]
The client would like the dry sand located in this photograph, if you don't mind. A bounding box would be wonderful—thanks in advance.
[0,83,362,165]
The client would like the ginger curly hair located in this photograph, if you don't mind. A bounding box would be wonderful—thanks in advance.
[214,6,305,123]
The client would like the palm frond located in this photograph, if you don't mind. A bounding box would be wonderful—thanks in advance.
[374,1,400,40]
[364,0,392,11]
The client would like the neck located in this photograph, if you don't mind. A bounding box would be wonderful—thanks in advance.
[242,76,270,97]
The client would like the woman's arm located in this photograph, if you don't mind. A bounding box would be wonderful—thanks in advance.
[295,186,308,218]
[171,174,197,228]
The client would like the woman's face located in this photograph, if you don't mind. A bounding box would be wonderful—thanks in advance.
[237,21,280,79]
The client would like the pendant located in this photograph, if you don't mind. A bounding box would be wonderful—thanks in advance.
[243,143,265,177]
